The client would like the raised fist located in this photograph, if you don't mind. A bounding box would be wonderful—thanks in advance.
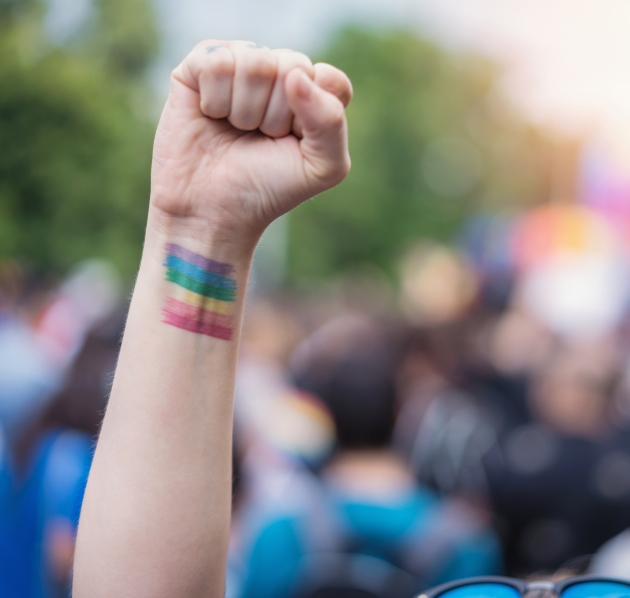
[150,40,352,241]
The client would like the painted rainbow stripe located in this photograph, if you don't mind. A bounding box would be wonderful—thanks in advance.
[172,288,235,315]
[162,244,236,340]
[164,255,236,290]
[165,243,235,276]
[165,269,236,301]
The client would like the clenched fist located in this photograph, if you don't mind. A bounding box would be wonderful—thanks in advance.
[150,40,352,242]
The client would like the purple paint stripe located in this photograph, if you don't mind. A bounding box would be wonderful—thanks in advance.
[163,309,233,341]
[165,244,235,276]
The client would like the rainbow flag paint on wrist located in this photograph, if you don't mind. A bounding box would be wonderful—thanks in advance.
[162,244,236,340]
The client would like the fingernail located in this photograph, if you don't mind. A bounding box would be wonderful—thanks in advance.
[296,72,312,101]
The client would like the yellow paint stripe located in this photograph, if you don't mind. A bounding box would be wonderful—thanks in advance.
[173,287,235,315]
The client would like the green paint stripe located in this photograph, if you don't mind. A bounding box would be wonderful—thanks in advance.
[166,269,236,302]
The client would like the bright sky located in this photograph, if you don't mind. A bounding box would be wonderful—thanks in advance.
[151,0,630,165]
[417,0,630,165]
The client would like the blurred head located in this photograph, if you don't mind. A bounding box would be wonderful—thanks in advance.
[397,321,469,399]
[487,308,554,376]
[532,340,619,437]
[291,315,399,450]
[37,309,125,438]
[399,243,477,326]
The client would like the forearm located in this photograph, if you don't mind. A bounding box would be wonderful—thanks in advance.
[73,209,258,598]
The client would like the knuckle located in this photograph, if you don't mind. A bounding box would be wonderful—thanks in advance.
[170,65,195,91]
[195,38,220,51]
[242,51,277,81]
[207,52,234,78]
[193,40,207,53]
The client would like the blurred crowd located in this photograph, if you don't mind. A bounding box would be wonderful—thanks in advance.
[230,200,630,596]
[5,201,630,597]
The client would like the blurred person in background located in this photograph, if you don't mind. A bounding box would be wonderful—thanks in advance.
[397,304,556,504]
[0,263,57,595]
[289,315,500,595]
[235,298,306,459]
[229,299,335,598]
[225,314,502,598]
[0,261,120,597]
[393,322,501,500]
[483,339,630,575]
[22,310,124,597]
[392,241,521,501]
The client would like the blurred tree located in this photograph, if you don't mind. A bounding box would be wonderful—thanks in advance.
[91,0,160,78]
[0,0,158,278]
[288,27,565,282]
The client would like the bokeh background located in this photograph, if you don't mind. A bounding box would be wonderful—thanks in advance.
[5,0,630,596]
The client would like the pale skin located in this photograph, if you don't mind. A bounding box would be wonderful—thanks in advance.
[72,40,352,598]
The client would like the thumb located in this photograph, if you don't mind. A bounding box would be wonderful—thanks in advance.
[285,68,351,192]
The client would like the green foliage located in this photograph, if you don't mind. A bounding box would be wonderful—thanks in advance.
[92,0,160,77]
[0,0,157,278]
[287,27,560,282]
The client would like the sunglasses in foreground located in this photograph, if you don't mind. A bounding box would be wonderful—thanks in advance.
[419,576,630,598]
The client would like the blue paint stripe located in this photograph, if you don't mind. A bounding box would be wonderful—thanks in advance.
[164,255,237,290]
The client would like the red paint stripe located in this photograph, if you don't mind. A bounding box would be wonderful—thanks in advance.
[165,297,233,328]
[165,297,199,319]
[163,310,199,333]
[163,310,233,341]
[198,320,233,340]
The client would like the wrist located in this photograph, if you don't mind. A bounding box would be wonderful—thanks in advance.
[131,206,257,345]
[142,206,259,296]
[146,204,263,262]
